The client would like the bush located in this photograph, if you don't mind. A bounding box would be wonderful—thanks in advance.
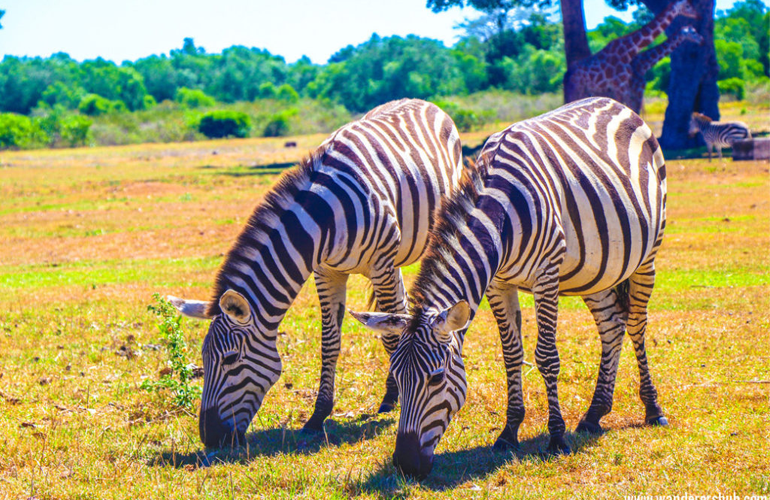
[432,100,480,132]
[79,94,127,116]
[60,115,92,147]
[263,108,297,137]
[175,87,216,108]
[718,77,746,100]
[276,84,300,103]
[257,82,278,99]
[0,113,35,149]
[198,110,251,138]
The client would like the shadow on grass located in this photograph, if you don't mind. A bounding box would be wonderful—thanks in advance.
[148,413,396,468]
[199,161,296,177]
[352,426,639,496]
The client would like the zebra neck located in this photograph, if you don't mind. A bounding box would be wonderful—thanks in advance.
[414,205,504,320]
[213,183,335,333]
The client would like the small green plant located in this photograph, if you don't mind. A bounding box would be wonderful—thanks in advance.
[141,293,201,410]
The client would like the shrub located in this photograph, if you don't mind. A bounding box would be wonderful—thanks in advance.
[718,77,746,100]
[0,113,34,149]
[433,100,480,132]
[60,115,92,147]
[276,84,300,103]
[143,94,157,109]
[79,94,127,116]
[175,87,216,108]
[263,108,297,137]
[257,82,278,99]
[198,110,251,138]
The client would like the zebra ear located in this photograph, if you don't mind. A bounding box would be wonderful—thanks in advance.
[220,289,252,323]
[432,301,471,343]
[167,295,213,320]
[348,310,410,335]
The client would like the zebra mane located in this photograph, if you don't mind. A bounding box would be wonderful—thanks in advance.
[692,112,713,124]
[408,154,490,327]
[206,148,324,316]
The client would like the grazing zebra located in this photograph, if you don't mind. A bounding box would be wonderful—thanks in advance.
[351,97,668,478]
[169,99,463,447]
[689,112,751,161]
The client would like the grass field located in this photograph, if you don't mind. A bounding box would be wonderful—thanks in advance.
[1,116,769,499]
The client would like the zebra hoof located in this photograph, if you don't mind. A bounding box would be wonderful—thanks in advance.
[575,420,603,435]
[493,426,520,451]
[377,402,395,414]
[301,418,325,434]
[546,437,571,455]
[646,416,669,427]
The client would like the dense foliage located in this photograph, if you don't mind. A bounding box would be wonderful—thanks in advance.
[0,1,766,149]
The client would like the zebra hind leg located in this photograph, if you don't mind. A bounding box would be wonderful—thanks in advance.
[303,270,349,432]
[532,266,570,454]
[576,287,628,434]
[486,282,526,451]
[369,263,409,413]
[628,266,668,427]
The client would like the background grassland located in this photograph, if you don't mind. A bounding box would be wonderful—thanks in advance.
[0,115,768,499]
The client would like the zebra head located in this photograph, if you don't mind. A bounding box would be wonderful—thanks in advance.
[168,291,282,448]
[351,301,471,478]
[689,112,710,137]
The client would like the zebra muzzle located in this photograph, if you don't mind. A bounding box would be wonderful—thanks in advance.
[393,432,434,479]
[199,406,243,448]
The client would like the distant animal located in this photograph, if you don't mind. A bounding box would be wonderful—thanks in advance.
[351,98,668,478]
[689,112,751,161]
[564,0,698,107]
[284,141,297,148]
[168,98,464,447]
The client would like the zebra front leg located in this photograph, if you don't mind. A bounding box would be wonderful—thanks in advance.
[532,266,570,454]
[303,269,349,432]
[576,287,628,434]
[486,282,526,450]
[369,264,409,413]
[628,266,668,427]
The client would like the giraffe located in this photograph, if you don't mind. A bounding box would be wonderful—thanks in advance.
[627,26,704,114]
[563,0,699,105]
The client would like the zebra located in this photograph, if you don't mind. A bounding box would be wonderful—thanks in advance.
[168,98,463,447]
[351,97,668,478]
[689,112,751,161]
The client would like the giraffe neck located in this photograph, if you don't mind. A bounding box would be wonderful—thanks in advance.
[617,2,684,60]
[633,34,687,76]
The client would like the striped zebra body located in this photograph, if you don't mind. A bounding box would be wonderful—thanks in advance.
[171,99,463,447]
[352,97,668,478]
[689,112,751,161]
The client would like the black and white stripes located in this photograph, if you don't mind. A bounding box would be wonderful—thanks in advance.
[689,112,751,161]
[353,97,669,478]
[172,98,463,447]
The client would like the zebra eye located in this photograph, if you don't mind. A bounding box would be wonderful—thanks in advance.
[429,369,445,386]
[221,351,239,366]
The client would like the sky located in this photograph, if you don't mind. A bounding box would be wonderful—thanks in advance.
[0,0,743,65]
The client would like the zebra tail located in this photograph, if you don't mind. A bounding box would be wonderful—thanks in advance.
[614,279,631,315]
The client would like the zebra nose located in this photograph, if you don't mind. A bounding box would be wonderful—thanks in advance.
[200,406,241,448]
[393,432,434,479]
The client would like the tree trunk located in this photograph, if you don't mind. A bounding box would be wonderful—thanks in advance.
[561,0,592,69]
[641,0,720,149]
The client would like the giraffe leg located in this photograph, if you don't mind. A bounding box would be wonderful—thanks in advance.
[627,265,667,426]
[576,288,628,434]
[486,282,526,450]
[532,265,570,454]
[303,269,349,432]
[369,263,409,414]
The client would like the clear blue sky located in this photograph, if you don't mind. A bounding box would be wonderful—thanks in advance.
[0,0,742,64]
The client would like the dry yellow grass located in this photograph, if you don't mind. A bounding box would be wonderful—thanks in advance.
[0,125,768,499]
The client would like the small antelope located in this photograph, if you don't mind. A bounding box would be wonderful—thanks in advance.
[689,112,751,161]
